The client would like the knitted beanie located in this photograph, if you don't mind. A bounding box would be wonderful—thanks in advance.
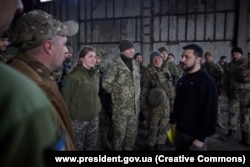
[119,40,134,52]
[150,51,162,62]
[231,47,243,55]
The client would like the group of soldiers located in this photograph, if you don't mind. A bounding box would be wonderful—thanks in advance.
[1,7,249,152]
[98,43,250,150]
[200,49,250,147]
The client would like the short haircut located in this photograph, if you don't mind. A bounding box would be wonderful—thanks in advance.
[183,44,203,58]
[220,55,226,61]
[133,52,141,59]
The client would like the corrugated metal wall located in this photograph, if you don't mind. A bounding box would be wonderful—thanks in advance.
[33,0,250,65]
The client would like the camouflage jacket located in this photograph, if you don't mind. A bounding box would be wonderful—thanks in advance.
[139,63,147,87]
[0,51,6,62]
[226,58,250,90]
[161,60,180,86]
[202,61,223,95]
[8,52,76,151]
[102,55,140,116]
[141,64,175,109]
[202,62,223,83]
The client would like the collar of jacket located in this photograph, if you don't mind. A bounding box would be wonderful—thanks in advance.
[120,54,133,72]
[80,66,95,77]
[15,52,54,81]
[148,63,162,72]
[232,58,243,65]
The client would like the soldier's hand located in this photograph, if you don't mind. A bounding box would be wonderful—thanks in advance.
[192,139,204,149]
[166,123,174,131]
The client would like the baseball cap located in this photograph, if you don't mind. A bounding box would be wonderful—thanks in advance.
[158,47,168,53]
[13,10,79,51]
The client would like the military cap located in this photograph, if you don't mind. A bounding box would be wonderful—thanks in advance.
[96,48,105,58]
[158,47,168,53]
[13,10,79,51]
[148,87,167,108]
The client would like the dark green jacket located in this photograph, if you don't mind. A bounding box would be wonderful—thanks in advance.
[62,66,101,121]
[1,63,58,167]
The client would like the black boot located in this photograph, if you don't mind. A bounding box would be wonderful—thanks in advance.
[226,130,235,138]
[240,131,249,146]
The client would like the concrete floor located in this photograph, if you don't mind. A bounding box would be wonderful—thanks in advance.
[97,97,250,151]
[134,98,250,151]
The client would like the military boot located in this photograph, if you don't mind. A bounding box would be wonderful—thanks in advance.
[240,131,249,146]
[226,129,235,138]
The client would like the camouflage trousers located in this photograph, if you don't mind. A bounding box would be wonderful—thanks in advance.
[228,89,250,133]
[217,98,223,124]
[112,111,139,151]
[72,117,99,151]
[147,101,170,147]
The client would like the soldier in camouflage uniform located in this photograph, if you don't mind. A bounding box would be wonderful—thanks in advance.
[8,10,79,150]
[0,31,10,62]
[218,55,229,96]
[141,51,175,150]
[158,47,180,86]
[56,45,73,92]
[168,53,184,77]
[96,49,113,150]
[134,52,148,128]
[226,47,250,146]
[201,51,224,129]
[102,40,140,151]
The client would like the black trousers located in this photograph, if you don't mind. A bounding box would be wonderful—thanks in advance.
[174,129,207,151]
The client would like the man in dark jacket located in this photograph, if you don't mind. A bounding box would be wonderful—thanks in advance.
[168,44,218,151]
